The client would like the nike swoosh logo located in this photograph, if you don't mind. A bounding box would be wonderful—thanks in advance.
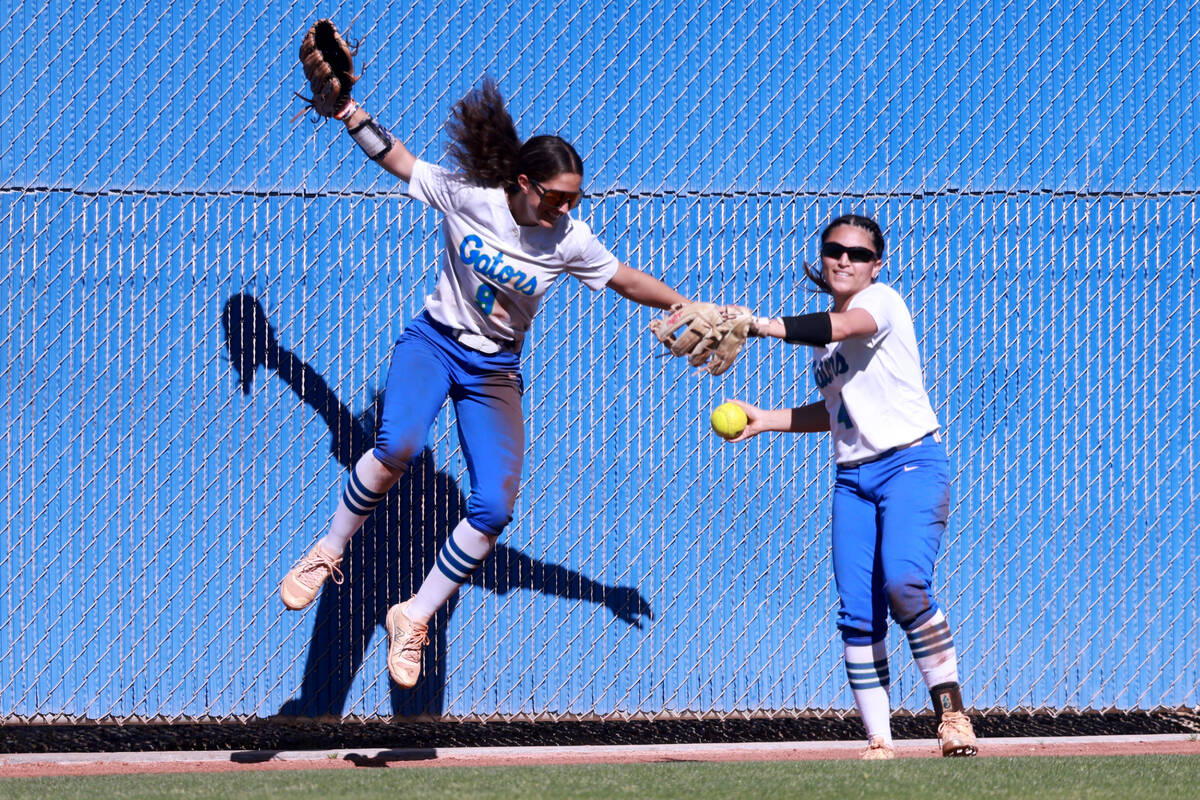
[903,464,919,472]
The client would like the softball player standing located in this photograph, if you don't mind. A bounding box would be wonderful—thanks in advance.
[279,79,693,688]
[728,214,977,759]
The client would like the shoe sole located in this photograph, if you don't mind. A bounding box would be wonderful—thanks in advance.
[279,582,315,611]
[942,744,978,757]
[386,605,421,689]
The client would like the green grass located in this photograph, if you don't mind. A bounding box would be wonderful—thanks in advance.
[2,756,1196,800]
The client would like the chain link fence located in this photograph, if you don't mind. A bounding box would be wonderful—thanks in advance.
[1,0,1197,722]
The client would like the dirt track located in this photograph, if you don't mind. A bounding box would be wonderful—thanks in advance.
[2,735,1196,778]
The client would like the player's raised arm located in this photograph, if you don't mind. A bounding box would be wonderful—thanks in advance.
[339,103,417,183]
[295,19,417,182]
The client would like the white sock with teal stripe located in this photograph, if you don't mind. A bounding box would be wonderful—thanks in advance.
[845,639,892,743]
[407,519,497,624]
[319,460,391,555]
[906,609,959,689]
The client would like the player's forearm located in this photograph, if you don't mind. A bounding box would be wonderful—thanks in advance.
[752,309,876,346]
[750,317,786,338]
[787,402,830,433]
[374,140,416,182]
[747,314,832,345]
[607,264,688,309]
[342,103,416,182]
[752,407,798,433]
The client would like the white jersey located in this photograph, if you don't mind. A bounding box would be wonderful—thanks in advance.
[407,159,620,350]
[811,282,940,465]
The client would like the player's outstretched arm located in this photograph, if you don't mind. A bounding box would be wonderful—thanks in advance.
[294,20,417,182]
[749,309,878,346]
[605,264,688,309]
[340,104,417,182]
[725,400,829,442]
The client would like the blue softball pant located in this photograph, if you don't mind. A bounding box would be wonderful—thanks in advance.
[372,311,524,537]
[830,433,950,645]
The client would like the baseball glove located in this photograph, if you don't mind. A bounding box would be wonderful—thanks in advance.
[297,19,358,118]
[649,302,756,376]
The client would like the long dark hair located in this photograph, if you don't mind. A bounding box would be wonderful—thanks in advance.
[802,213,887,295]
[445,78,583,192]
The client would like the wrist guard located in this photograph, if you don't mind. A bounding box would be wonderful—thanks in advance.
[750,316,774,337]
[348,114,394,161]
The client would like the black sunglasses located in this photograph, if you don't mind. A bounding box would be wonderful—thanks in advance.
[821,241,878,263]
[529,178,582,211]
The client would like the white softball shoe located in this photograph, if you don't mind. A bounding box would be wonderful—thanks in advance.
[279,544,343,611]
[861,735,896,760]
[386,599,429,688]
[938,710,978,757]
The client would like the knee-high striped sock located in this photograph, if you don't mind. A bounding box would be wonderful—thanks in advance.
[407,519,496,624]
[845,640,892,743]
[319,460,392,555]
[905,609,959,690]
[906,610,966,722]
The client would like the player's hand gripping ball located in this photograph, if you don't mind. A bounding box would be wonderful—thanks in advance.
[710,402,748,440]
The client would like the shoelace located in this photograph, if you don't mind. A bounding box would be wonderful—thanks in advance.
[396,621,429,662]
[939,712,972,739]
[298,551,344,588]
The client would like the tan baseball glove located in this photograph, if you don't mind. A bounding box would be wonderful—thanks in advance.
[297,19,358,118]
[650,302,756,376]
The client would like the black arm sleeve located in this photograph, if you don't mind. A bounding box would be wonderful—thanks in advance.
[782,312,833,346]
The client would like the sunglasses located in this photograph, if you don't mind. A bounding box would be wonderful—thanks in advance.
[529,178,582,211]
[821,241,878,263]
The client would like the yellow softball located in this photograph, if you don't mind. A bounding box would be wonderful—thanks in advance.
[710,402,748,440]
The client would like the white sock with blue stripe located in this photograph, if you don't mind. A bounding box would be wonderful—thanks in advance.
[407,519,497,624]
[845,639,892,744]
[905,609,959,689]
[319,459,391,555]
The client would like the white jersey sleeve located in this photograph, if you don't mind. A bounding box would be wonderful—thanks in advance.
[407,158,463,213]
[811,282,941,464]
[406,159,620,350]
[559,218,622,290]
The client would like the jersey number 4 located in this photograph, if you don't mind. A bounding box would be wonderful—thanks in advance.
[836,393,855,430]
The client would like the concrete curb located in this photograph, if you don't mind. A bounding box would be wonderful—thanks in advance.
[1,733,1196,767]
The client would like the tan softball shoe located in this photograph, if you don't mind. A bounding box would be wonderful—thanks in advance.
[279,544,344,610]
[938,710,978,757]
[386,599,429,688]
[861,735,896,760]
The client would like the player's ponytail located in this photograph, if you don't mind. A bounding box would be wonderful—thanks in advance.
[445,78,523,189]
[446,79,583,192]
[802,261,834,295]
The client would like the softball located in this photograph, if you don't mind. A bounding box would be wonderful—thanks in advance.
[710,402,748,440]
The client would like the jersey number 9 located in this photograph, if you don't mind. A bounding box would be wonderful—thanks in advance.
[475,284,495,314]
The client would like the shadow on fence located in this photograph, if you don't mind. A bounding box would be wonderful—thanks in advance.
[221,293,653,717]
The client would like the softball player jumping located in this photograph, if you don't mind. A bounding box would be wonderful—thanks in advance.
[727,214,978,759]
[279,78,696,689]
